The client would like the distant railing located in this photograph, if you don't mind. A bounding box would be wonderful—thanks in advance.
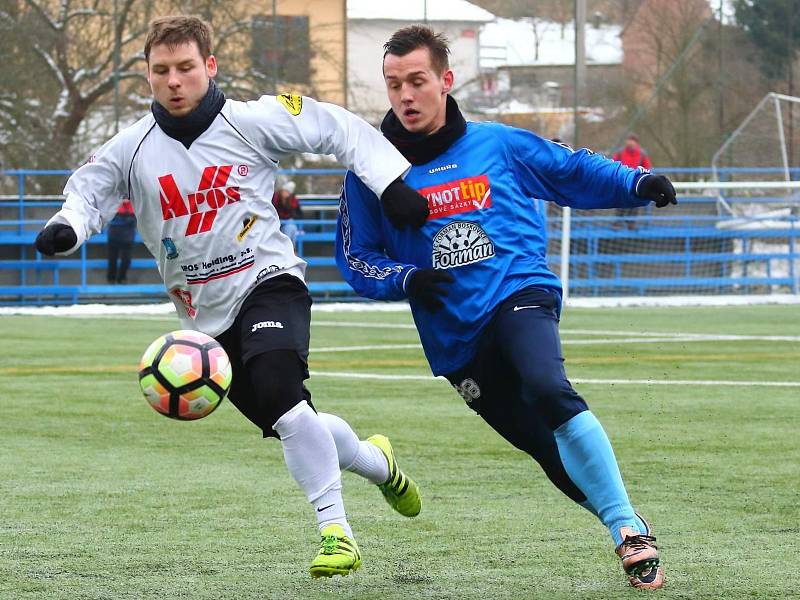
[1,168,799,305]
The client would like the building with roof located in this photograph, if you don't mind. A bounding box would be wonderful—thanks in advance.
[346,0,495,123]
[476,17,623,124]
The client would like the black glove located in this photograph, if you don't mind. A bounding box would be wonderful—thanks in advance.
[35,223,77,256]
[381,178,429,229]
[637,174,677,208]
[406,268,454,311]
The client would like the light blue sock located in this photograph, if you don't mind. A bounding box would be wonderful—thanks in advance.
[554,410,639,546]
[578,499,646,535]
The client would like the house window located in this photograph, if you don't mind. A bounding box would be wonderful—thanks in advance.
[251,15,311,85]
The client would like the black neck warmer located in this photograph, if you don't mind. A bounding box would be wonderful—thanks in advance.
[380,95,467,166]
[151,79,226,149]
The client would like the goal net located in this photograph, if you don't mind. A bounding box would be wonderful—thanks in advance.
[547,180,800,300]
[712,93,800,213]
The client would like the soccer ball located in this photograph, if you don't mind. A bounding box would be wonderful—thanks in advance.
[138,330,232,420]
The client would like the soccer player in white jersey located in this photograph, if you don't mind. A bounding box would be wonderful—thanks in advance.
[34,15,428,578]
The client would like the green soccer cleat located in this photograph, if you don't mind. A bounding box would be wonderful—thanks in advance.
[367,434,421,518]
[309,524,361,578]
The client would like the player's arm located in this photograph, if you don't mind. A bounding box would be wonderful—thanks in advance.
[35,136,128,256]
[503,127,675,209]
[335,172,417,299]
[234,95,428,228]
[336,173,453,309]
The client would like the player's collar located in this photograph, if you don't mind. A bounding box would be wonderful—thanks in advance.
[151,79,226,149]
[380,95,467,166]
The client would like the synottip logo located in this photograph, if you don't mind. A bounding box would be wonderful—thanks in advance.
[418,174,492,220]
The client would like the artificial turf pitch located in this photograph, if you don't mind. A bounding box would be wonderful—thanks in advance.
[1,304,798,599]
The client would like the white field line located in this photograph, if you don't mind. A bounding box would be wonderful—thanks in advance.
[13,316,798,343]
[310,332,799,352]
[312,344,421,353]
[312,320,417,330]
[310,371,435,381]
[562,335,799,345]
[573,379,800,387]
[309,370,800,387]
[313,322,800,342]
[562,329,800,342]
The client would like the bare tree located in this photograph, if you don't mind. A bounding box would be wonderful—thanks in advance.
[0,0,346,178]
[0,0,156,177]
[597,0,770,166]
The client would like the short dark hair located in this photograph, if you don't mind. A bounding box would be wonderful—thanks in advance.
[383,25,450,73]
[145,16,213,62]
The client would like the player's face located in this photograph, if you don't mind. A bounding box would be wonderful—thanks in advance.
[384,47,453,135]
[147,42,217,117]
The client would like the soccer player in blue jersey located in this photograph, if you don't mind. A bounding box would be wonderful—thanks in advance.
[335,26,677,590]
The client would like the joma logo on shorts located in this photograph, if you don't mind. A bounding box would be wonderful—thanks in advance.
[251,321,284,332]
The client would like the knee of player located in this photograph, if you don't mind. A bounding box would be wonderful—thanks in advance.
[248,350,307,427]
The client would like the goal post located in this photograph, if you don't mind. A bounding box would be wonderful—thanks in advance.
[711,93,800,213]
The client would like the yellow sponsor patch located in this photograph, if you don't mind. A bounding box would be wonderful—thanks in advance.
[277,93,303,116]
[237,215,258,241]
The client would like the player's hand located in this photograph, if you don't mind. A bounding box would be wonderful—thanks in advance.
[381,178,429,229]
[637,174,677,208]
[35,223,77,256]
[405,268,454,311]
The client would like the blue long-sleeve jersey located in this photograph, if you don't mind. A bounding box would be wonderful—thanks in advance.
[336,122,650,376]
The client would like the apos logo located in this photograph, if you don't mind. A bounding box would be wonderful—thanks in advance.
[159,165,241,236]
[418,174,492,220]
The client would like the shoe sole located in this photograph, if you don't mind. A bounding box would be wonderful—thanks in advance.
[626,556,659,577]
[310,563,360,578]
[629,566,665,589]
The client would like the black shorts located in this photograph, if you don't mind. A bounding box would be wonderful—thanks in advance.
[215,274,314,436]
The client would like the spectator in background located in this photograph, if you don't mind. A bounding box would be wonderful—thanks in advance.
[106,198,136,283]
[613,135,652,229]
[272,181,303,248]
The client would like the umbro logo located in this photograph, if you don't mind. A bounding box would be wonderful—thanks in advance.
[428,163,458,174]
[251,320,284,332]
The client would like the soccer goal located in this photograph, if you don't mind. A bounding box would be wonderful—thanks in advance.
[712,93,800,191]
[551,93,800,305]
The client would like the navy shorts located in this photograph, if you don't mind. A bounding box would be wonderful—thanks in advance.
[215,274,314,436]
[445,286,588,503]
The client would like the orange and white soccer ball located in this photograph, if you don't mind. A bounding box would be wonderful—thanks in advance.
[138,330,232,420]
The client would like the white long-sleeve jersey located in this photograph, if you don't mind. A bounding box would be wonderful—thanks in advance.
[47,94,410,336]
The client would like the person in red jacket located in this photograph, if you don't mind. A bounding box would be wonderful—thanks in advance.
[271,181,303,248]
[613,134,652,171]
[613,135,652,228]
[106,198,137,283]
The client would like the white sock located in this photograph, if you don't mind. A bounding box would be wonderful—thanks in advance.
[318,412,390,484]
[273,402,352,537]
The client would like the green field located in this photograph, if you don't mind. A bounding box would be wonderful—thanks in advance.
[1,304,799,599]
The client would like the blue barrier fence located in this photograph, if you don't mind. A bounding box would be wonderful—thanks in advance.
[1,168,799,304]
